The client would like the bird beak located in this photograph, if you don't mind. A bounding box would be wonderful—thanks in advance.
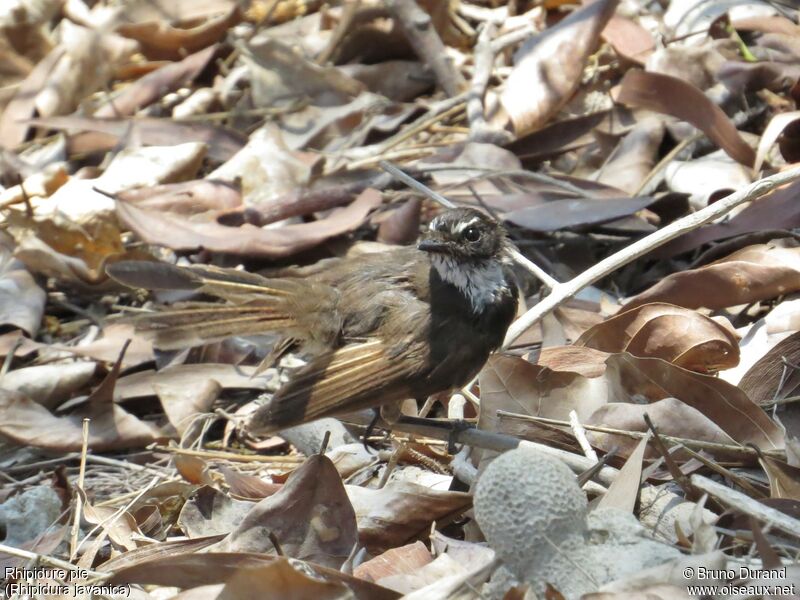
[417,235,449,253]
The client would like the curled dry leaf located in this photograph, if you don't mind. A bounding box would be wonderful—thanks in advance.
[627,244,800,311]
[616,69,756,167]
[739,330,800,406]
[575,302,740,374]
[498,0,620,136]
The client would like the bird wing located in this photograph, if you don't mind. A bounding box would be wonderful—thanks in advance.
[248,339,428,434]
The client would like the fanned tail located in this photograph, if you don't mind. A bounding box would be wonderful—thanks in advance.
[107,261,302,349]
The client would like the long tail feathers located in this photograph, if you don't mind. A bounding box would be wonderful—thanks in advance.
[107,261,300,349]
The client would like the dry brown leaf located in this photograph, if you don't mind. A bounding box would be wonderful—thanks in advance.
[223,454,357,569]
[117,7,240,60]
[596,433,649,513]
[175,455,215,486]
[107,552,400,600]
[116,187,382,258]
[353,541,433,583]
[207,124,316,209]
[155,379,220,437]
[587,398,737,458]
[602,14,655,65]
[652,179,800,258]
[627,244,800,311]
[739,330,800,406]
[116,180,242,214]
[217,559,353,600]
[347,482,471,553]
[0,234,46,336]
[0,46,65,147]
[575,302,740,373]
[480,353,609,427]
[603,354,784,452]
[616,69,756,167]
[116,364,278,401]
[0,388,167,451]
[30,115,245,163]
[95,45,218,117]
[0,362,97,410]
[759,455,800,500]
[498,0,619,136]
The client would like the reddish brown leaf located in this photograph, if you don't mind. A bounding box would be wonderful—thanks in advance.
[116,187,383,258]
[94,45,218,117]
[575,302,739,373]
[627,245,800,311]
[616,69,756,166]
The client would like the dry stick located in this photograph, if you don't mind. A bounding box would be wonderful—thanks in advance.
[467,22,512,144]
[504,165,800,347]
[387,0,466,97]
[496,410,783,459]
[69,418,90,561]
[0,543,106,578]
[690,473,800,539]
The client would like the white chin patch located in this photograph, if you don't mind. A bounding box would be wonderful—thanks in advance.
[430,255,507,312]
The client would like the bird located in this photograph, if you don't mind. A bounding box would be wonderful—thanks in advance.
[106,207,519,436]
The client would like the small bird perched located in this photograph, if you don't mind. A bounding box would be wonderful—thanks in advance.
[107,207,518,435]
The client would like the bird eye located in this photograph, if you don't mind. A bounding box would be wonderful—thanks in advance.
[463,226,481,242]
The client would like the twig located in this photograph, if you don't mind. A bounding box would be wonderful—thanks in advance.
[0,543,106,578]
[504,165,800,346]
[387,0,466,97]
[496,410,783,458]
[467,23,512,144]
[70,418,90,561]
[690,474,800,539]
[569,410,597,462]
[153,445,304,463]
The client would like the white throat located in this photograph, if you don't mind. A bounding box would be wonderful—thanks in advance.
[430,255,508,312]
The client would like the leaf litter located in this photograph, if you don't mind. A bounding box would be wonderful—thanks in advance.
[1,1,800,598]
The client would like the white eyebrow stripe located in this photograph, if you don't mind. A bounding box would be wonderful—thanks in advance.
[454,216,480,233]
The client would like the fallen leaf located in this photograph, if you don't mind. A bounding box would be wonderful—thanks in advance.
[0,388,167,451]
[627,244,800,311]
[116,187,383,258]
[0,234,46,335]
[498,0,620,135]
[575,302,740,373]
[616,69,756,166]
[30,115,245,162]
[94,45,218,117]
[117,7,240,60]
[223,454,357,569]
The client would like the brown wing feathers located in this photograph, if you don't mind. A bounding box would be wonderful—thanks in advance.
[249,341,417,433]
